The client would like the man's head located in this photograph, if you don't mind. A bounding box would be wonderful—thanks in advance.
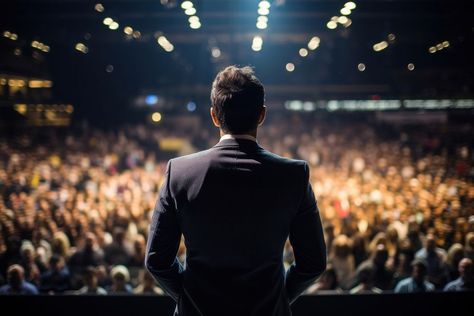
[210,66,265,135]
[459,258,473,282]
[411,259,428,283]
[7,264,25,290]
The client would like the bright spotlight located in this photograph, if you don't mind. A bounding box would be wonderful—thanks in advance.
[345,2,356,10]
[407,63,415,71]
[299,48,308,57]
[145,95,158,105]
[109,22,119,30]
[442,41,450,48]
[340,7,351,15]
[188,16,200,24]
[357,63,366,72]
[256,21,268,29]
[151,112,162,122]
[103,17,113,25]
[258,7,270,15]
[190,22,201,29]
[338,16,349,24]
[187,102,197,112]
[286,63,295,72]
[181,1,193,10]
[308,36,320,50]
[259,1,271,10]
[253,36,263,46]
[211,47,221,58]
[257,16,268,23]
[124,26,133,35]
[95,3,104,12]
[185,7,196,15]
[373,41,388,52]
[326,21,337,29]
[428,46,436,53]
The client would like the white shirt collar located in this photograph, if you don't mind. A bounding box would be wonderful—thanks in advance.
[219,134,257,143]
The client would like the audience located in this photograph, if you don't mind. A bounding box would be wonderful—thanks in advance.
[0,117,473,295]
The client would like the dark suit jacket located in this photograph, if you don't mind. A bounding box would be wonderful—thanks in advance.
[146,138,326,316]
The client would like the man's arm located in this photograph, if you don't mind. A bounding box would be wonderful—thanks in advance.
[145,160,183,302]
[285,162,327,304]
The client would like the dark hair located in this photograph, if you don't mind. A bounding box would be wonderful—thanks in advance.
[210,65,264,134]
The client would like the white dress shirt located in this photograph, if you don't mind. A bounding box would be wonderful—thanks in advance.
[219,134,257,143]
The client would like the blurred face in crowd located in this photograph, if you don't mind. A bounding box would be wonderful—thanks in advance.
[373,245,388,267]
[412,262,427,284]
[7,265,25,290]
[426,234,437,253]
[85,233,96,250]
[459,258,473,282]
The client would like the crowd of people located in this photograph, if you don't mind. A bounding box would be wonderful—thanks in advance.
[0,113,473,295]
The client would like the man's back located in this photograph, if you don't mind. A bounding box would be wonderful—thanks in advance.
[146,138,326,316]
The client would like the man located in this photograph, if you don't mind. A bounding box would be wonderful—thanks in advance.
[145,66,326,316]
[444,258,473,291]
[394,259,435,293]
[0,264,38,295]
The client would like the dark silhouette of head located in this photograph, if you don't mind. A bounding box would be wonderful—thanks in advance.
[411,259,428,284]
[210,66,265,135]
[7,264,25,291]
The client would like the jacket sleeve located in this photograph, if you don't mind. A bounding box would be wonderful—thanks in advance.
[145,160,183,302]
[285,162,327,304]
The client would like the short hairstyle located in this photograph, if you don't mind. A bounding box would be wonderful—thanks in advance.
[210,65,265,134]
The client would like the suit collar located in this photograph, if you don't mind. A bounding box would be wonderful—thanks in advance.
[213,137,262,150]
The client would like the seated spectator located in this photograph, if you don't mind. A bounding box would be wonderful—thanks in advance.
[349,266,382,294]
[415,233,449,288]
[306,265,343,294]
[0,264,38,295]
[39,255,71,294]
[104,228,132,266]
[108,265,133,294]
[444,258,474,291]
[465,233,474,261]
[352,244,394,290]
[330,235,355,289]
[74,266,107,295]
[134,270,164,295]
[446,243,464,282]
[394,259,435,293]
[68,232,104,287]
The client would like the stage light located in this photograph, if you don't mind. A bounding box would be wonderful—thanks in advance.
[187,102,196,112]
[338,16,348,24]
[258,7,269,15]
[10,33,18,40]
[442,41,449,48]
[407,63,415,71]
[151,112,162,122]
[132,31,141,39]
[428,46,436,53]
[14,48,21,56]
[95,3,104,12]
[252,36,263,51]
[257,16,268,23]
[185,7,196,15]
[340,7,351,15]
[342,18,352,27]
[103,17,113,25]
[105,65,114,73]
[75,43,88,54]
[256,21,268,29]
[188,16,199,24]
[357,63,366,71]
[109,22,119,30]
[259,1,271,10]
[145,95,158,105]
[436,43,443,50]
[308,36,320,50]
[345,2,356,10]
[124,26,133,35]
[211,47,221,58]
[373,41,388,52]
[181,1,193,10]
[299,48,308,57]
[326,21,337,29]
[190,22,201,29]
[388,33,396,43]
[3,31,11,38]
[286,63,295,72]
